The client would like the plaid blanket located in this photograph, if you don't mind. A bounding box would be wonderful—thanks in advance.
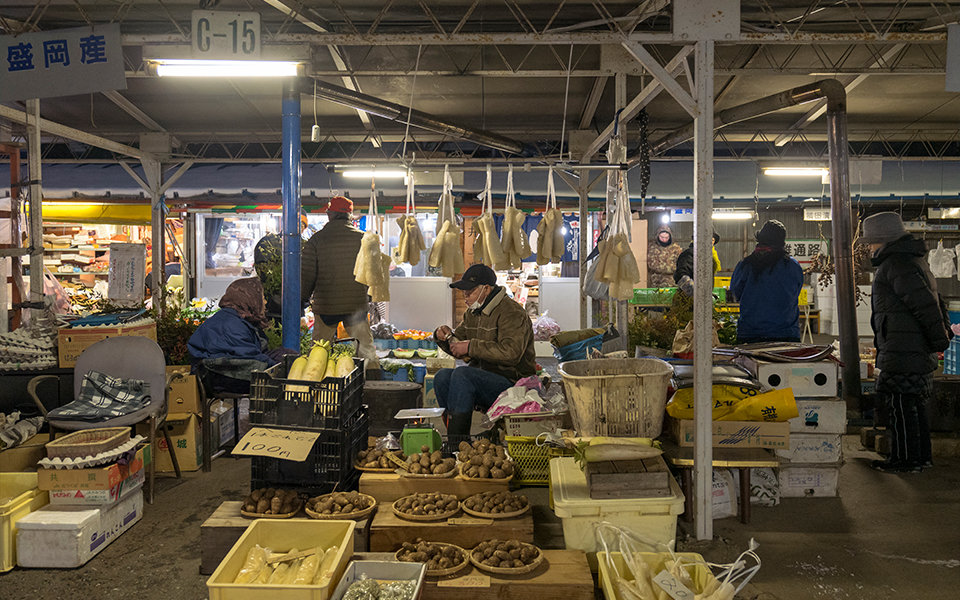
[47,370,151,422]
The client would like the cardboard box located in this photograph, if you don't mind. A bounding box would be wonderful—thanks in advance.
[37,446,145,491]
[210,399,235,449]
[670,419,790,449]
[789,399,847,434]
[0,433,49,472]
[16,485,143,568]
[779,463,840,498]
[48,467,145,506]
[137,412,201,472]
[57,319,157,368]
[166,365,201,414]
[734,357,839,398]
[776,433,842,463]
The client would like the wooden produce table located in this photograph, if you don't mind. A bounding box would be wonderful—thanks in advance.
[199,501,371,575]
[368,504,533,552]
[661,440,778,524]
[352,551,595,600]
[359,472,509,503]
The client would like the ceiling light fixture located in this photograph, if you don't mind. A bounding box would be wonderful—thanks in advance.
[341,169,408,179]
[762,167,829,177]
[152,59,302,77]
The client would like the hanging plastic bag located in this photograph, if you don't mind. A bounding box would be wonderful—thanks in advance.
[396,170,427,266]
[428,166,465,277]
[532,311,561,341]
[929,240,955,278]
[353,180,391,302]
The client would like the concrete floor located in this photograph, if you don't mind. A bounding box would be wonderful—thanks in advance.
[3,434,957,599]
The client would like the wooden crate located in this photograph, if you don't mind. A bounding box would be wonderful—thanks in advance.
[585,456,671,499]
[199,501,372,575]
[368,503,533,552]
[359,472,509,503]
[420,550,594,600]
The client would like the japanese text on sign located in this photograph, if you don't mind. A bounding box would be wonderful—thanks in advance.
[785,239,827,268]
[0,25,125,102]
[232,427,321,462]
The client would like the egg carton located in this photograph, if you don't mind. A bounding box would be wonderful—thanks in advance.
[0,356,59,371]
[38,435,145,469]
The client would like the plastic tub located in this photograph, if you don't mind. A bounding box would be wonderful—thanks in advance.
[550,458,684,568]
[559,358,673,437]
[207,519,355,600]
[328,561,425,600]
[597,551,715,600]
[0,472,50,572]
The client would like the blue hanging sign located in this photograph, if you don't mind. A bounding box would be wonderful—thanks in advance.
[0,24,126,102]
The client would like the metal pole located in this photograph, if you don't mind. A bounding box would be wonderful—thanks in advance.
[692,40,715,541]
[184,212,196,301]
[579,180,588,329]
[825,87,861,407]
[281,79,303,351]
[142,159,164,313]
[25,100,43,316]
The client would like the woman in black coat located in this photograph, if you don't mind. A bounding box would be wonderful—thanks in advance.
[863,212,951,473]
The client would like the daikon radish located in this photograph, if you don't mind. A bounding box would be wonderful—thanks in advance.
[313,545,339,585]
[292,547,323,585]
[233,545,267,583]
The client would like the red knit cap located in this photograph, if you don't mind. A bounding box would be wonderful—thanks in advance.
[326,196,353,214]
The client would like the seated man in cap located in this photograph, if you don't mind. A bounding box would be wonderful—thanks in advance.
[434,264,537,440]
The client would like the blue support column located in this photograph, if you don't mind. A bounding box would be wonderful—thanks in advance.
[281,79,302,351]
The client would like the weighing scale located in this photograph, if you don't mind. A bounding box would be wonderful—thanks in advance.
[394,408,445,455]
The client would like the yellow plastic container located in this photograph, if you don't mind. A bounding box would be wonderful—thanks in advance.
[0,472,49,572]
[207,519,355,600]
[550,458,684,570]
[714,276,731,289]
[597,551,717,600]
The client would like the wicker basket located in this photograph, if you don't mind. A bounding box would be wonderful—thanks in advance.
[559,358,673,437]
[45,427,131,459]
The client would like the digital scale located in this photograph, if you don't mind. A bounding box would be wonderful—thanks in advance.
[394,408,445,455]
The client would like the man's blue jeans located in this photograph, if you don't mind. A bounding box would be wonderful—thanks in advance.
[434,366,513,416]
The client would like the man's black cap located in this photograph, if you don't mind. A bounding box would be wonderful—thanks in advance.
[450,264,497,290]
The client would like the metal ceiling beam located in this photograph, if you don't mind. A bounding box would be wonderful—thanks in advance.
[621,42,697,117]
[578,76,608,130]
[101,90,165,132]
[122,31,945,46]
[0,104,145,159]
[261,0,383,148]
[773,43,906,146]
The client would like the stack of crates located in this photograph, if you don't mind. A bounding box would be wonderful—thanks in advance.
[777,392,847,498]
[249,356,368,494]
[944,337,960,375]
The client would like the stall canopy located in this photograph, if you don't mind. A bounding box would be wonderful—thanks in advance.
[33,203,151,226]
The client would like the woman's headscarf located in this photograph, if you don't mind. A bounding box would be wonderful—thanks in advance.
[219,277,268,328]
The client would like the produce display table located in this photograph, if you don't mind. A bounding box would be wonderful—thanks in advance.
[359,472,510,502]
[351,550,595,600]
[199,501,371,575]
[661,440,778,524]
[368,503,533,551]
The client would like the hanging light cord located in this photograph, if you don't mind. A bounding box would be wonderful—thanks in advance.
[401,45,423,164]
[559,44,574,162]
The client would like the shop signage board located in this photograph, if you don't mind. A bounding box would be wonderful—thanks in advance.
[232,426,321,462]
[0,24,125,102]
[784,239,827,268]
[803,207,831,222]
[108,243,146,305]
[192,10,261,58]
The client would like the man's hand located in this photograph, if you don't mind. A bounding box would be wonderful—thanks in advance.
[449,340,469,358]
[436,325,454,342]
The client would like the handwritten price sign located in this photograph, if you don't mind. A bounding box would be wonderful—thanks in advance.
[232,427,321,462]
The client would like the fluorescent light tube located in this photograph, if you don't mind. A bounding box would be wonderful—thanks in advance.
[341,169,408,179]
[763,167,829,177]
[712,211,754,220]
[153,59,301,77]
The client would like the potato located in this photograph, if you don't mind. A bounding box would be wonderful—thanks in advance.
[243,502,256,512]
[470,455,483,466]
[255,498,270,513]
[250,489,263,502]
[490,467,505,479]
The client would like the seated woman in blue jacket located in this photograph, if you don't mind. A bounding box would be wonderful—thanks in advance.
[189,277,280,394]
[731,220,804,344]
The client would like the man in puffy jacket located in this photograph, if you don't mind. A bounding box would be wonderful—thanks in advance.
[863,212,951,473]
[646,224,683,287]
[301,196,379,371]
[434,264,537,440]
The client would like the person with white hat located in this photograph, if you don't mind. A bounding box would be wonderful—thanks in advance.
[862,211,951,473]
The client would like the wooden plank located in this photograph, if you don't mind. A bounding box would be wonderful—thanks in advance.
[420,550,594,600]
[359,472,509,503]
[199,501,371,575]
[586,456,671,498]
[661,439,779,468]
[369,503,533,552]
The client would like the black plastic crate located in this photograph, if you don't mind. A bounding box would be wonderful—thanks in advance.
[250,354,365,430]
[250,409,369,495]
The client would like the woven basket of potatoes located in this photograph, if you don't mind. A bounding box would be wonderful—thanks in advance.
[355,447,405,472]
[469,539,544,574]
[396,539,469,576]
[304,490,377,520]
[461,491,530,519]
[240,488,302,518]
[402,445,457,478]
[392,492,460,521]
[456,439,515,481]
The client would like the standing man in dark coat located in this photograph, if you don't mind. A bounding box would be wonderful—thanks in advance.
[863,212,951,473]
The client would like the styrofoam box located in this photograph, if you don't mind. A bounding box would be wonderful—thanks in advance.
[329,561,425,600]
[776,434,843,463]
[789,399,847,434]
[735,357,838,398]
[16,484,143,568]
[550,457,684,564]
[779,463,840,498]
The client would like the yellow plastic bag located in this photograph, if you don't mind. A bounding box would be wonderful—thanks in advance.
[716,388,799,422]
[665,384,761,420]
